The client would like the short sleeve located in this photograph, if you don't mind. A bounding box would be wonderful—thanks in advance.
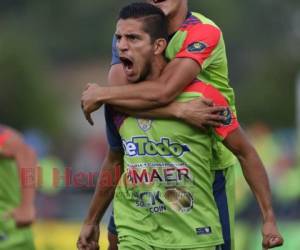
[175,24,221,69]
[184,82,239,140]
[105,105,123,151]
[111,36,121,66]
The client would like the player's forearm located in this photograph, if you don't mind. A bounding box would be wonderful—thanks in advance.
[108,65,165,109]
[236,147,275,222]
[105,58,200,109]
[15,146,37,208]
[84,152,122,224]
[84,182,114,225]
[98,81,176,109]
[224,128,276,222]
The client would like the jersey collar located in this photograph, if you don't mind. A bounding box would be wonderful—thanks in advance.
[168,11,192,41]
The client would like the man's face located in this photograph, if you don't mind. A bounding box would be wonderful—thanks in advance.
[115,18,154,83]
[146,0,185,17]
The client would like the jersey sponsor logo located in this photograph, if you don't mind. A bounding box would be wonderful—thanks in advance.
[134,191,167,214]
[122,137,190,157]
[187,42,207,53]
[133,188,194,214]
[128,166,192,185]
[219,107,232,125]
[196,226,212,235]
[164,187,193,213]
[137,118,152,132]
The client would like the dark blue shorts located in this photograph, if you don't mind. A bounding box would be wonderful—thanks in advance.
[108,212,117,235]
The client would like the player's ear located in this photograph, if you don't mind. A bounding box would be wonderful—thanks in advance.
[153,38,167,55]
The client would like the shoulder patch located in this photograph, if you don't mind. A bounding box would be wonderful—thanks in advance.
[187,42,207,53]
[219,107,232,126]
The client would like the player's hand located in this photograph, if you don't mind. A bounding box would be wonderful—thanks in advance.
[81,83,104,126]
[176,97,227,130]
[77,223,100,250]
[4,205,35,228]
[262,220,284,249]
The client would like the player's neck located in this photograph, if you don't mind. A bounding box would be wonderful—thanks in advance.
[146,57,167,81]
[167,6,188,34]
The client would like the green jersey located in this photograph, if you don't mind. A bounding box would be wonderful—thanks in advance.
[0,159,20,214]
[0,129,20,214]
[107,81,239,248]
[0,128,35,250]
[165,12,237,170]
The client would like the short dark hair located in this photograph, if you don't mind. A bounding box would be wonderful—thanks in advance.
[118,2,168,42]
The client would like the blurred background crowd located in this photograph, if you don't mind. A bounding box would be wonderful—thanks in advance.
[0,0,299,249]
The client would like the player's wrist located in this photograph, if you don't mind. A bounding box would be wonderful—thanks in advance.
[84,219,100,226]
[95,86,105,104]
[263,210,276,223]
[172,102,184,120]
[84,214,101,225]
[96,86,115,104]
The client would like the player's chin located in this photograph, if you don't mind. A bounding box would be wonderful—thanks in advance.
[127,75,139,83]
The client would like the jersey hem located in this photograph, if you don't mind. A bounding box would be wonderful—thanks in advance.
[118,232,224,249]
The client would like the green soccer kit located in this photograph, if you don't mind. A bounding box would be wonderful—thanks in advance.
[164,12,239,249]
[107,81,239,248]
[110,11,239,250]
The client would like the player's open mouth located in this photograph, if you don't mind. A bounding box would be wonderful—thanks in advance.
[120,56,134,75]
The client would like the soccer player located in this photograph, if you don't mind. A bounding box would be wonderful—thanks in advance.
[80,4,234,249]
[78,3,283,250]
[81,0,283,249]
[0,125,37,250]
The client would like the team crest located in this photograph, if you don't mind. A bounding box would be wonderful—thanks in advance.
[137,118,152,132]
[187,42,207,53]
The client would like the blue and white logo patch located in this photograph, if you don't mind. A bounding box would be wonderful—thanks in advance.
[187,42,207,53]
[196,226,212,235]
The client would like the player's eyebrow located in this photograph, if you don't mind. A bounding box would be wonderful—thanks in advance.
[125,33,142,39]
[115,33,122,39]
[115,32,142,40]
